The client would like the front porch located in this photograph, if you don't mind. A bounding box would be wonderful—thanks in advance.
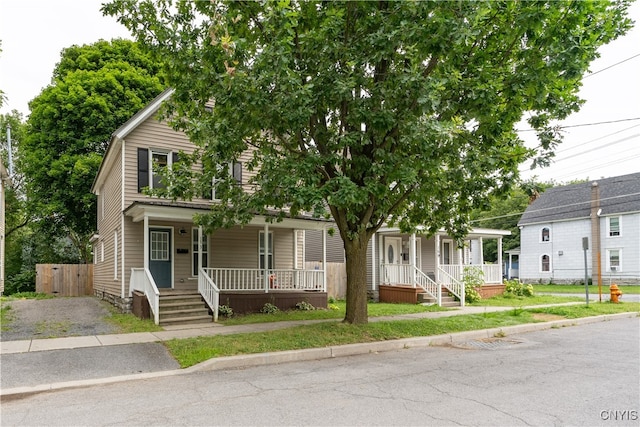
[374,227,509,306]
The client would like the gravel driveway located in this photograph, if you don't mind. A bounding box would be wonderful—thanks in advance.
[0,297,120,341]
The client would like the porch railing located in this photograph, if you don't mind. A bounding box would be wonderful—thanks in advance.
[198,267,220,322]
[380,264,441,305]
[201,268,325,292]
[437,267,465,307]
[130,268,160,325]
[440,264,502,284]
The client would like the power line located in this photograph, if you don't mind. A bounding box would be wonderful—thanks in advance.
[516,117,640,132]
[583,53,640,79]
[554,123,640,155]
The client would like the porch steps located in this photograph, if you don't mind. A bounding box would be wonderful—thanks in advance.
[418,290,461,307]
[158,291,212,326]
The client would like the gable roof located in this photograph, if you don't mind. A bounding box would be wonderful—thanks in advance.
[91,89,174,194]
[518,172,640,226]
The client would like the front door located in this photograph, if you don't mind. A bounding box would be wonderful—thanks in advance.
[384,237,402,283]
[149,228,172,288]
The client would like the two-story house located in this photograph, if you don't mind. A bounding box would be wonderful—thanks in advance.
[91,89,331,325]
[518,173,640,284]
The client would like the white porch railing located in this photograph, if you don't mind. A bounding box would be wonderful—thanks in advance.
[198,267,220,322]
[130,268,160,325]
[202,268,325,292]
[380,264,441,305]
[437,267,465,308]
[440,264,502,284]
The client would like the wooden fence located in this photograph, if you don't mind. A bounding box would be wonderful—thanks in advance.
[305,261,346,299]
[36,264,94,296]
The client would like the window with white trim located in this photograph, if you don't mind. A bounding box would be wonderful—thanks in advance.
[606,249,621,272]
[607,216,621,237]
[150,149,171,190]
[259,231,274,270]
[101,241,104,263]
[541,227,550,242]
[192,229,208,276]
[540,254,550,272]
[212,162,242,200]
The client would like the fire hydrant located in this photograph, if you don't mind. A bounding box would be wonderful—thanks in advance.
[610,284,622,303]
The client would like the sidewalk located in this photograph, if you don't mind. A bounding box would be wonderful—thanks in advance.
[2,302,636,398]
[0,303,581,355]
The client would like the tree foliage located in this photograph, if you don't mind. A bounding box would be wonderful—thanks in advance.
[20,39,165,263]
[105,0,632,323]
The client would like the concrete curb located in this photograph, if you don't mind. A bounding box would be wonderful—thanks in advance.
[2,312,637,399]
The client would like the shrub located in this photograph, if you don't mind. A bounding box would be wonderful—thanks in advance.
[260,302,279,314]
[463,266,484,304]
[328,303,340,311]
[504,279,534,297]
[218,304,234,318]
[295,301,315,311]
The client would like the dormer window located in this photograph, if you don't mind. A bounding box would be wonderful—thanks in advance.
[541,227,550,242]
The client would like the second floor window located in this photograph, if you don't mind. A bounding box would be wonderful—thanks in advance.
[608,216,620,237]
[151,150,170,189]
[137,148,178,193]
[541,227,550,242]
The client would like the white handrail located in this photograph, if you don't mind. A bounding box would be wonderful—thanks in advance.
[198,267,220,322]
[130,268,160,325]
[440,264,502,284]
[413,267,441,306]
[438,267,465,307]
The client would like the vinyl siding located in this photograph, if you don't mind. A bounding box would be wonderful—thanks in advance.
[305,229,345,263]
[93,149,123,298]
[211,226,295,269]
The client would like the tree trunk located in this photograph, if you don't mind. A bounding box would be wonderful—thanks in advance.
[343,231,370,324]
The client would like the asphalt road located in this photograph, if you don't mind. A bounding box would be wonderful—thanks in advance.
[2,317,638,426]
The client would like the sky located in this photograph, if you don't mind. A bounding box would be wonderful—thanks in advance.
[1,0,639,185]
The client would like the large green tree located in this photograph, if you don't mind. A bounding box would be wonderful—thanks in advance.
[20,39,164,263]
[105,0,631,324]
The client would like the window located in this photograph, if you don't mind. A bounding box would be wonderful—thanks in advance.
[212,162,243,200]
[259,231,274,270]
[114,231,118,279]
[608,216,621,237]
[101,241,104,263]
[606,249,621,272]
[137,148,178,192]
[192,229,208,276]
[150,150,170,189]
[150,231,170,261]
[541,227,550,242]
[541,254,550,272]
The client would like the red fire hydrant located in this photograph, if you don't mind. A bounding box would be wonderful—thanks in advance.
[610,284,622,303]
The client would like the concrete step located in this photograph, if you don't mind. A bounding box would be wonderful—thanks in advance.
[160,314,213,326]
[159,300,206,311]
[160,307,211,321]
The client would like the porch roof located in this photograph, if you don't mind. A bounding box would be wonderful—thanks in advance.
[123,200,332,230]
[377,225,510,239]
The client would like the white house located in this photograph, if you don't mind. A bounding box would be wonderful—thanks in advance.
[518,173,640,284]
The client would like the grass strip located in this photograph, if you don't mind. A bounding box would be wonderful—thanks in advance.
[164,302,640,368]
[532,284,640,294]
[470,294,583,306]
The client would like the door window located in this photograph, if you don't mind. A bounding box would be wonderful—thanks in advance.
[151,231,170,261]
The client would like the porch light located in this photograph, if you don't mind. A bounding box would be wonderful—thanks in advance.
[179,227,187,236]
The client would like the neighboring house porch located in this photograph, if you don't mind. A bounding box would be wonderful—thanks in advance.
[371,227,510,306]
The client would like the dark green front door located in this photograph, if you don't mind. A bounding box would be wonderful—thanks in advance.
[149,228,172,288]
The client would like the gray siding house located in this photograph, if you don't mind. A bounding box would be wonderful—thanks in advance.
[91,90,331,324]
[518,173,640,284]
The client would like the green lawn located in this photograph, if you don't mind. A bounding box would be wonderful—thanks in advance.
[470,294,583,306]
[164,301,640,368]
[533,284,640,294]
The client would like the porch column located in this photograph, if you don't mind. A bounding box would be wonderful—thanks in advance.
[410,233,416,287]
[457,247,463,267]
[508,253,513,279]
[497,237,503,280]
[434,234,440,282]
[322,228,327,292]
[143,214,149,270]
[198,225,204,276]
[478,237,484,264]
[371,235,377,291]
[264,223,269,293]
